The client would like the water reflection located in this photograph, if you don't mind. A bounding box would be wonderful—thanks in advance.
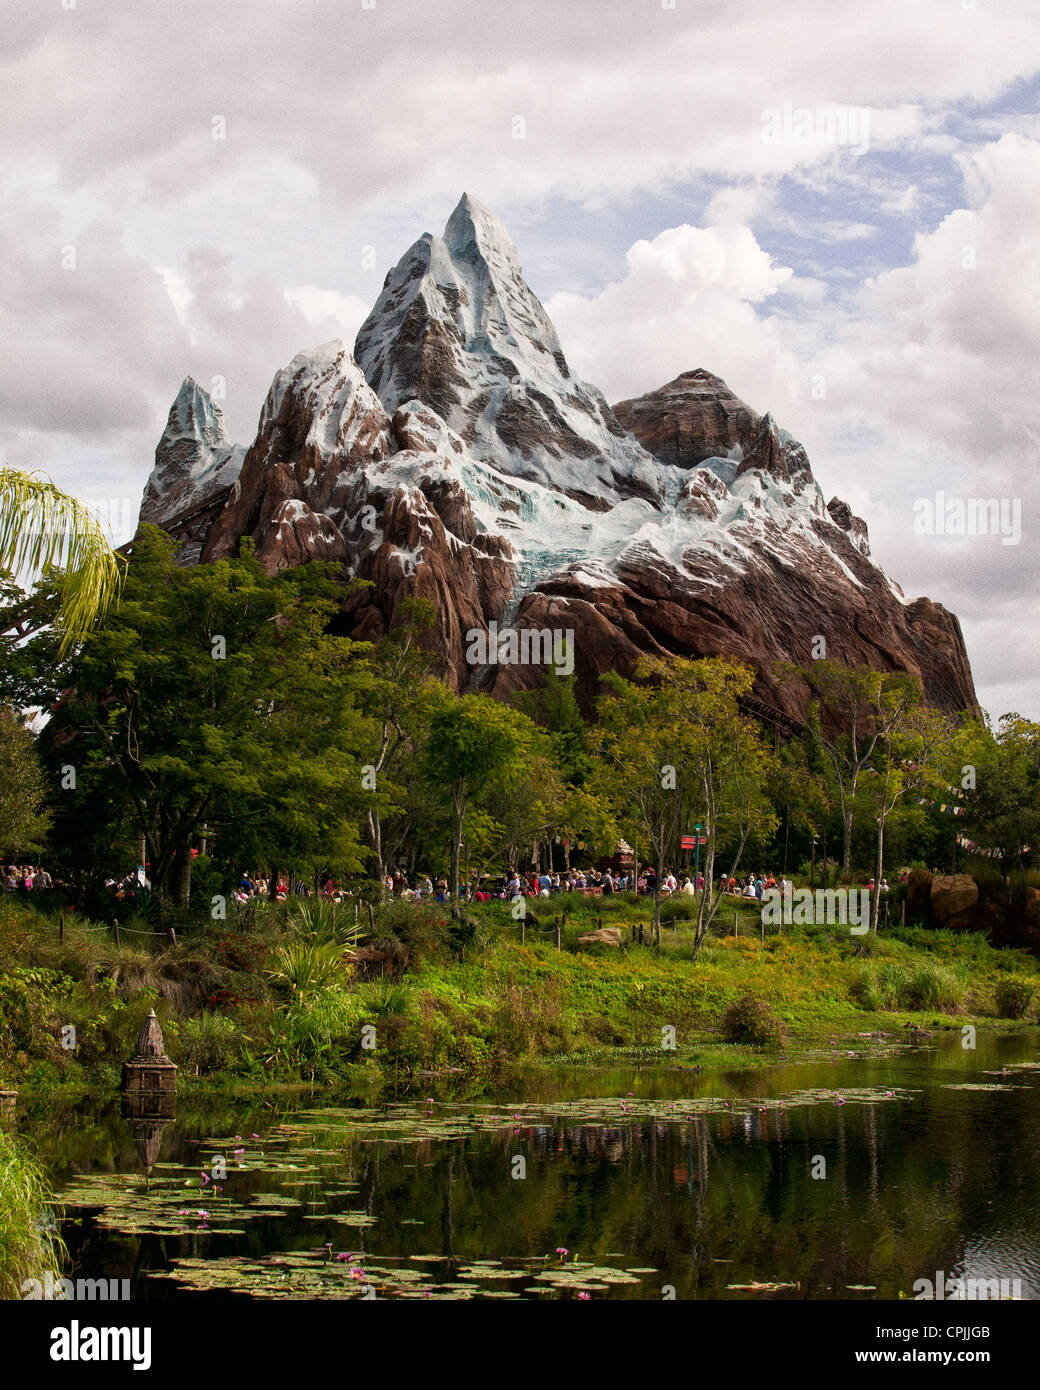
[25,1030,1040,1300]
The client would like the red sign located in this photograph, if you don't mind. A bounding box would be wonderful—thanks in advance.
[681,835,705,850]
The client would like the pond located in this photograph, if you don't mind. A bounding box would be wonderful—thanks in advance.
[26,1030,1040,1300]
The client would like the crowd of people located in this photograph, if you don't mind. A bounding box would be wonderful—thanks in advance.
[718,871,890,901]
[10,859,891,909]
[2,863,53,893]
[379,866,712,903]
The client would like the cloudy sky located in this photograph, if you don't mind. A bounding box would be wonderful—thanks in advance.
[2,0,1038,720]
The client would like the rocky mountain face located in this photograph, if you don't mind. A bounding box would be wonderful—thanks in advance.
[138,378,245,564]
[137,194,979,722]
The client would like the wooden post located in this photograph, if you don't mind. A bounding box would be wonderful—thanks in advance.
[733,912,738,938]
[367,901,375,934]
[59,912,65,944]
[168,927,177,948]
[631,922,637,943]
[760,914,764,943]
[112,918,120,947]
[638,923,644,945]
[520,919,526,945]
[901,900,906,928]
[554,918,561,951]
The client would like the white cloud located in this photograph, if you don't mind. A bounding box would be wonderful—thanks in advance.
[548,223,801,405]
[1,0,1038,714]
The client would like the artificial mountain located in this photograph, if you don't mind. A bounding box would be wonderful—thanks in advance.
[136,194,978,724]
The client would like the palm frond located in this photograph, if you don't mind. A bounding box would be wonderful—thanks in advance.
[0,467,125,651]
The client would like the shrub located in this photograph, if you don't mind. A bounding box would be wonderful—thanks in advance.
[994,978,1035,1020]
[265,940,352,999]
[720,992,783,1047]
[174,1010,240,1074]
[850,960,963,1012]
[901,961,963,1011]
[286,899,364,948]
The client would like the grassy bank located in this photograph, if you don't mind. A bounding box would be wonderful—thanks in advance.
[1,893,1038,1095]
[0,1127,67,1297]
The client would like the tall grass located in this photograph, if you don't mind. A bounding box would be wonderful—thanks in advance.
[0,1129,67,1298]
[850,959,964,1012]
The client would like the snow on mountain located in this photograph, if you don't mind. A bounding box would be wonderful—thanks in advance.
[353,193,664,510]
[138,195,979,720]
[139,378,245,529]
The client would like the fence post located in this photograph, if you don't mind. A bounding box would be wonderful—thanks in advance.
[59,911,65,944]
[367,901,375,934]
[760,914,764,943]
[112,918,120,947]
[168,927,177,948]
[901,900,906,928]
[631,922,637,943]
[554,917,561,951]
[733,912,738,938]
[520,919,526,945]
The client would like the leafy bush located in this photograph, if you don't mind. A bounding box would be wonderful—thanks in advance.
[265,940,352,999]
[286,898,364,948]
[174,1010,240,1073]
[720,992,783,1047]
[994,978,1035,1020]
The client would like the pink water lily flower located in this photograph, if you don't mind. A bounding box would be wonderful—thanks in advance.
[578,1291,591,1300]
[200,1172,210,1184]
[555,1247,568,1257]
[196,1209,209,1219]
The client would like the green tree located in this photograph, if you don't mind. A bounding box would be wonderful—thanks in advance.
[659,658,779,956]
[966,715,1040,870]
[27,527,375,905]
[515,670,593,784]
[0,708,50,856]
[418,692,537,910]
[356,597,442,892]
[785,660,927,872]
[593,665,695,942]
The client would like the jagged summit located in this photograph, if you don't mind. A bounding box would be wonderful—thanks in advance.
[353,193,663,509]
[135,194,978,720]
[442,192,523,267]
[138,377,244,540]
[163,377,228,446]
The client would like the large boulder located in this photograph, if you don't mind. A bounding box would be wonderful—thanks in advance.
[577,927,622,947]
[930,873,979,929]
[905,869,933,919]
